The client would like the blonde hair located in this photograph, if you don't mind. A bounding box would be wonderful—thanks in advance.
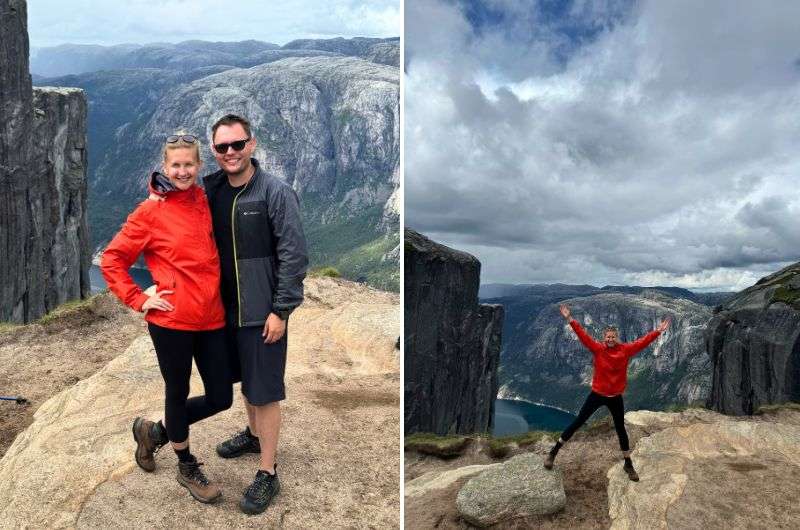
[163,130,201,162]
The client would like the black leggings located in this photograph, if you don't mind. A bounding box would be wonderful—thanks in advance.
[148,323,233,443]
[560,391,629,451]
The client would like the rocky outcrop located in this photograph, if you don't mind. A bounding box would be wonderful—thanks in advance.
[608,408,800,529]
[501,291,712,413]
[456,453,566,527]
[0,0,89,323]
[706,262,800,415]
[404,229,504,435]
[0,276,400,528]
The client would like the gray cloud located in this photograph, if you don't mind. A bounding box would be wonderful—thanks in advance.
[405,0,800,290]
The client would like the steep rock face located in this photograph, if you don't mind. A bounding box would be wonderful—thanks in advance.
[0,0,89,323]
[706,262,800,415]
[40,51,400,291]
[404,229,504,435]
[501,291,712,413]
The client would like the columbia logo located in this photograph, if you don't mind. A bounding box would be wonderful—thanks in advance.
[242,211,261,216]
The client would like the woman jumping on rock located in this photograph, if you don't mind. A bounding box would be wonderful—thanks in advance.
[101,133,232,503]
[544,304,670,481]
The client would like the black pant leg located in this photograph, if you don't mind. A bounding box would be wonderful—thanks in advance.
[184,328,233,425]
[148,323,193,443]
[606,394,630,451]
[561,392,603,441]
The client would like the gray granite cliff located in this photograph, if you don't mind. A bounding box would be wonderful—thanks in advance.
[707,262,800,415]
[0,0,89,322]
[404,228,504,435]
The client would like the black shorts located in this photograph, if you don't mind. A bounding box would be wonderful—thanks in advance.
[226,324,287,406]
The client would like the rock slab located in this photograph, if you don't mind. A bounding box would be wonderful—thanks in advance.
[404,228,504,435]
[456,453,566,527]
[608,410,800,529]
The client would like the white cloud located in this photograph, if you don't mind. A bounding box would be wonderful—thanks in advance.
[405,0,800,290]
[27,0,400,47]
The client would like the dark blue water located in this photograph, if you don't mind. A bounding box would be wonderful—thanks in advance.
[493,399,576,436]
[90,265,153,293]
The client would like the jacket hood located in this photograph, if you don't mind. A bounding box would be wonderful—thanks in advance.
[149,171,179,196]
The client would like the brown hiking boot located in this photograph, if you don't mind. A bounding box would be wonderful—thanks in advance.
[623,462,640,482]
[132,417,166,472]
[177,458,222,503]
[544,452,555,470]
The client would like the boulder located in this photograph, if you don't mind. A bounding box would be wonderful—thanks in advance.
[456,453,566,527]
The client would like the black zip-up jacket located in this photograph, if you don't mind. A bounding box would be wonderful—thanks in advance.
[203,158,308,327]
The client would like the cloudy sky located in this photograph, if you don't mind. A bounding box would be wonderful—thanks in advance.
[405,0,800,291]
[28,0,399,47]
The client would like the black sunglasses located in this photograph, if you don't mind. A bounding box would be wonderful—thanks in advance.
[213,137,250,154]
[166,134,198,144]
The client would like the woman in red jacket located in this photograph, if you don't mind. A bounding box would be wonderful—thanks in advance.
[101,133,230,504]
[543,304,670,481]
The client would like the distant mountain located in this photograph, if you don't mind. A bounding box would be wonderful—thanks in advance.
[36,38,400,291]
[30,37,399,77]
[500,291,712,413]
[480,283,733,412]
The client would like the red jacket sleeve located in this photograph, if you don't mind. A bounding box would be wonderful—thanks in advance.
[100,204,152,312]
[569,319,604,355]
[623,330,662,358]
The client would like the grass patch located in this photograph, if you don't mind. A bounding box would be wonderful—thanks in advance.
[0,322,21,333]
[404,433,470,458]
[770,286,800,309]
[309,266,341,278]
[754,401,800,415]
[484,430,558,459]
[663,401,708,413]
[37,295,100,326]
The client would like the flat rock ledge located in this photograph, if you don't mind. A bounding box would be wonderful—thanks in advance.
[608,413,800,529]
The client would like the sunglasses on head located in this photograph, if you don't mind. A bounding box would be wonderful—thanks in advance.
[213,137,251,154]
[166,134,198,144]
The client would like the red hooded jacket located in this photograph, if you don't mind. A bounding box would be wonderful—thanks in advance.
[569,319,661,397]
[100,173,225,331]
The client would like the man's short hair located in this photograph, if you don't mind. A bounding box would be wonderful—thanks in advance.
[603,326,619,335]
[211,114,252,141]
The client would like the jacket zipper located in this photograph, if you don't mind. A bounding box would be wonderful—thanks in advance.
[231,180,252,327]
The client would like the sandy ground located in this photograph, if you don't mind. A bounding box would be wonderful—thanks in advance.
[0,294,146,458]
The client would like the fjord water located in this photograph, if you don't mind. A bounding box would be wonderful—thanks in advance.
[493,399,576,436]
[90,265,152,293]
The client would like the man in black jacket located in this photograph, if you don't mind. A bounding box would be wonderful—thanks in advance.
[203,114,308,515]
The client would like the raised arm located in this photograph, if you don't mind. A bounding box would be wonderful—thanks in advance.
[560,304,603,353]
[626,317,671,357]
